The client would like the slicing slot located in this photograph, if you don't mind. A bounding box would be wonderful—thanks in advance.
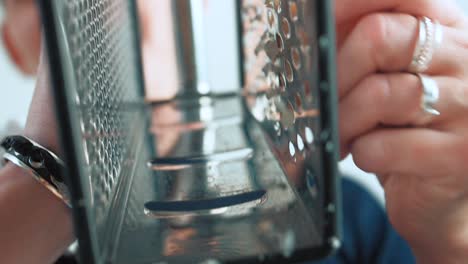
[144,190,267,218]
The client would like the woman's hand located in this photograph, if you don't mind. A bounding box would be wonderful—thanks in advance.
[337,0,468,262]
[2,0,41,75]
[0,52,73,263]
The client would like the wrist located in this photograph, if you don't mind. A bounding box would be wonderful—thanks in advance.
[23,130,61,157]
[1,135,71,206]
[24,62,62,157]
[0,163,74,263]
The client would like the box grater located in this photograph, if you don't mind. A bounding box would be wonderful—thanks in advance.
[38,0,340,263]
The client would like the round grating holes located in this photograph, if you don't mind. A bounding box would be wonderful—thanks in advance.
[289,1,298,21]
[305,127,314,144]
[291,47,301,69]
[273,0,282,13]
[276,33,284,51]
[243,0,320,161]
[297,134,305,151]
[281,17,291,39]
[278,73,287,92]
[294,93,303,112]
[295,25,308,45]
[267,8,277,32]
[284,60,294,83]
[289,141,296,158]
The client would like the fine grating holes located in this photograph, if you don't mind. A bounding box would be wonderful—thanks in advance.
[62,0,143,235]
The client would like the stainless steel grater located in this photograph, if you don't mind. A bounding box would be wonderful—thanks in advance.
[38,0,340,263]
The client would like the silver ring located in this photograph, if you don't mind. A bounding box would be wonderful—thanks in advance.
[417,74,440,116]
[408,17,443,73]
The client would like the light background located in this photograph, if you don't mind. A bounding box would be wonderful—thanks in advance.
[1,1,467,201]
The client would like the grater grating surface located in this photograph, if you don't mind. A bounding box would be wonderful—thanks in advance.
[64,0,144,244]
[39,0,146,261]
[39,0,340,263]
[242,0,321,155]
[241,0,327,224]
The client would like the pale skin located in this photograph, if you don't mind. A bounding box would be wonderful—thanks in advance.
[0,54,73,263]
[2,0,468,263]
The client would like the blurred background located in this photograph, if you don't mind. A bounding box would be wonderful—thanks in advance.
[0,6,35,132]
[1,1,467,201]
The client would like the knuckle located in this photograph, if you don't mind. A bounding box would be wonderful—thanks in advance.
[356,14,390,64]
[362,75,392,109]
[453,82,468,111]
[448,30,468,73]
[403,76,425,122]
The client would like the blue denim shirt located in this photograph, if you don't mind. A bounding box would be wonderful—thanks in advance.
[311,178,415,264]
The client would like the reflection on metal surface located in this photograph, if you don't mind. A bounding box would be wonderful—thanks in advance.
[297,134,305,151]
[116,95,323,263]
[116,0,328,262]
[242,0,321,153]
[288,141,296,158]
[51,0,146,250]
[144,190,267,218]
[257,220,296,258]
[148,148,254,170]
[306,169,319,198]
[151,116,243,135]
[305,126,315,144]
[44,0,336,262]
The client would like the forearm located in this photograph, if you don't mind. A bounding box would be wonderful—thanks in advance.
[0,163,73,263]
